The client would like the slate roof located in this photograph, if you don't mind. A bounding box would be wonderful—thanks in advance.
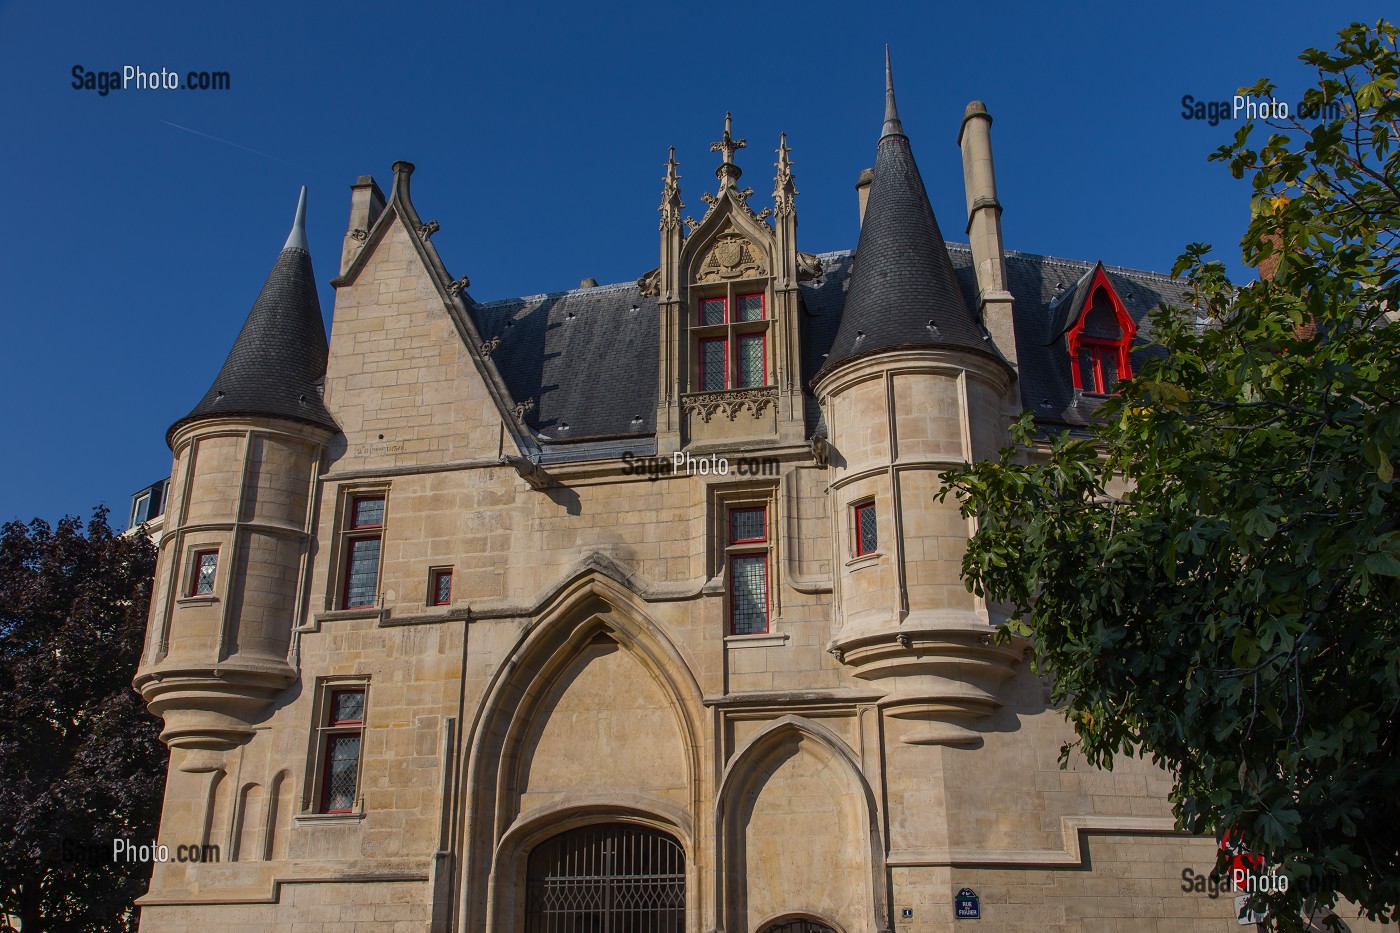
[169,190,336,444]
[813,61,999,382]
[459,243,1190,458]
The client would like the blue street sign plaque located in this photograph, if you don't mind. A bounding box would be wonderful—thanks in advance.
[954,887,980,920]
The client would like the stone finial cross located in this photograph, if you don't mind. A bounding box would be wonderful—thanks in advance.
[710,112,746,165]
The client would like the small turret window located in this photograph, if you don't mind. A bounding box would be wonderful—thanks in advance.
[854,502,878,556]
[189,550,218,597]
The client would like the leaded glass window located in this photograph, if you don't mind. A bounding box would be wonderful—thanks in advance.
[319,688,365,814]
[736,292,764,322]
[730,555,768,635]
[701,339,727,392]
[701,297,726,326]
[344,537,381,608]
[191,550,217,596]
[738,333,764,388]
[856,502,878,556]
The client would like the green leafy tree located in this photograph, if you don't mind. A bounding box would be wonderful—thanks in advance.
[937,21,1399,930]
[0,508,166,932]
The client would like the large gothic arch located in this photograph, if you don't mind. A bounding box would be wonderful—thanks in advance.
[456,568,706,933]
[715,716,890,933]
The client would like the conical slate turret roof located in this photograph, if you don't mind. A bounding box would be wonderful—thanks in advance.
[168,187,337,444]
[815,51,996,383]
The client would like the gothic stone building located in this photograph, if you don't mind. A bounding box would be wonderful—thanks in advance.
[134,62,1286,932]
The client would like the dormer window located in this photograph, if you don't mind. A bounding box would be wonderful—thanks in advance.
[1064,265,1136,395]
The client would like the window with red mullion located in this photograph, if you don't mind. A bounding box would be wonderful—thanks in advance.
[854,502,878,556]
[737,332,765,388]
[320,689,365,814]
[729,506,767,545]
[430,569,452,606]
[700,296,727,326]
[700,338,729,392]
[729,553,769,635]
[736,293,764,321]
[342,496,384,609]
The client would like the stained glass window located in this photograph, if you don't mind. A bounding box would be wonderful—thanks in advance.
[351,497,384,529]
[323,735,361,812]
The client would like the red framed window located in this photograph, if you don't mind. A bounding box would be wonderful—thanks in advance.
[430,569,452,607]
[319,688,365,814]
[854,502,878,556]
[189,549,218,597]
[737,333,765,388]
[736,293,764,322]
[700,296,727,326]
[700,338,728,392]
[1066,269,1136,395]
[728,505,770,635]
[342,495,384,609]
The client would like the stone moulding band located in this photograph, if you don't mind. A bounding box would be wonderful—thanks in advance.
[681,387,778,423]
[886,816,1185,868]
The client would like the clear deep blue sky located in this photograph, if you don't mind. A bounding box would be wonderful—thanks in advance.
[0,0,1389,527]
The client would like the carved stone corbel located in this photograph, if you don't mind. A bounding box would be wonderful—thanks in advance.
[501,455,552,490]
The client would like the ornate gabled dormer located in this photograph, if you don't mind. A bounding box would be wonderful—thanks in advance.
[1054,261,1137,394]
[653,114,809,452]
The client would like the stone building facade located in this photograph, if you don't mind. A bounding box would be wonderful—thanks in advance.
[133,60,1329,932]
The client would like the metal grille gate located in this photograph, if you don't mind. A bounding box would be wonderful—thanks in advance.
[526,823,685,933]
[760,921,837,933]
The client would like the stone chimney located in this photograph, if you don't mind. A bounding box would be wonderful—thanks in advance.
[957,101,1016,369]
[341,175,386,275]
[855,167,874,226]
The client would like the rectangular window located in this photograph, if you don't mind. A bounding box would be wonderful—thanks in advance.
[318,689,365,814]
[736,292,764,322]
[727,504,770,635]
[855,502,878,556]
[730,507,766,544]
[701,338,728,392]
[730,555,769,635]
[737,333,765,388]
[430,569,452,607]
[342,495,384,609]
[189,550,218,596]
[701,297,727,326]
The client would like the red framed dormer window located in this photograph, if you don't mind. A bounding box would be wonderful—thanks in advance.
[1065,265,1136,395]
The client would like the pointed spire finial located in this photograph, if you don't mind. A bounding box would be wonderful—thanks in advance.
[710,111,747,185]
[659,146,684,231]
[774,132,797,217]
[283,185,308,251]
[883,46,904,138]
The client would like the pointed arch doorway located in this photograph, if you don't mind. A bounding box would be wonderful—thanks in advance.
[526,823,685,933]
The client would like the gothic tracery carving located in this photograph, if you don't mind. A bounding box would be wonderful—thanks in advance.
[681,387,777,423]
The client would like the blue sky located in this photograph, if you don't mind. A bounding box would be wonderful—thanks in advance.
[0,0,1389,527]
